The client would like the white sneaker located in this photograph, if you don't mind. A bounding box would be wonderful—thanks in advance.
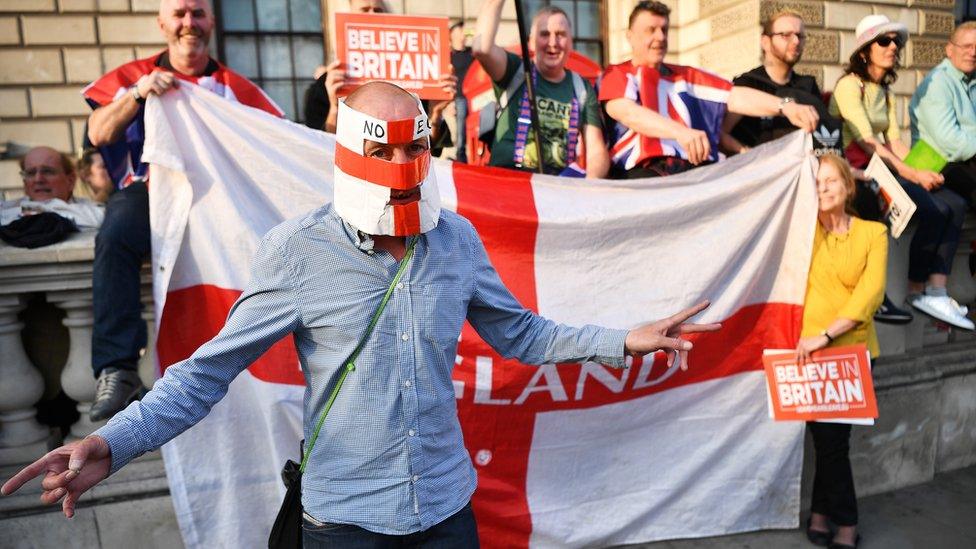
[911,295,976,330]
[948,297,968,316]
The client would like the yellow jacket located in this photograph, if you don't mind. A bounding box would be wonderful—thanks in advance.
[802,217,888,358]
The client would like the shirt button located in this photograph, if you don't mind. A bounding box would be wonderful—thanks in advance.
[401,333,409,341]
[409,429,416,436]
[396,282,404,290]
[412,475,419,482]
[404,380,412,387]
[367,250,375,255]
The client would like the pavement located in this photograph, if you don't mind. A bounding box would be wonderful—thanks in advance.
[619,465,976,549]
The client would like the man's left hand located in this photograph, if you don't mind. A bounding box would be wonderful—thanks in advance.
[624,300,722,370]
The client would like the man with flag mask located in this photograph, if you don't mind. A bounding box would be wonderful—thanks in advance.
[2,82,720,546]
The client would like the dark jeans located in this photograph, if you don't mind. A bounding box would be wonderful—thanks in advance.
[899,180,968,283]
[808,422,857,526]
[302,502,479,549]
[92,180,150,376]
[943,157,976,207]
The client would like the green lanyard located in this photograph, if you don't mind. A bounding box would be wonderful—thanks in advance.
[299,236,418,472]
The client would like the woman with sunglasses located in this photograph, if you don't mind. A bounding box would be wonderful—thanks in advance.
[829,15,972,331]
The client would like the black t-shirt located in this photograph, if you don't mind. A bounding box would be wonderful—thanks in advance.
[451,47,474,93]
[730,66,837,148]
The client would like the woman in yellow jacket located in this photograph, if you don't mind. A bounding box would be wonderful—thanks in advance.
[797,153,886,549]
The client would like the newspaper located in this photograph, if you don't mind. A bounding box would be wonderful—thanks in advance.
[864,154,917,238]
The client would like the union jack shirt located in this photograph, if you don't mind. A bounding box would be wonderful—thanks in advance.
[82,50,283,189]
[599,61,732,171]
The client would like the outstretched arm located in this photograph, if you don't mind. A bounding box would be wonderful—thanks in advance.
[1,235,302,516]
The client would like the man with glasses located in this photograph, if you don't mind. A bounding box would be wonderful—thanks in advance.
[600,1,818,179]
[910,21,976,206]
[723,11,838,154]
[1,146,103,229]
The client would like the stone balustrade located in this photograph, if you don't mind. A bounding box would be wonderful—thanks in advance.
[0,231,153,465]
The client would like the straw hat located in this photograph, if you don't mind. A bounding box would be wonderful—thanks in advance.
[853,14,908,55]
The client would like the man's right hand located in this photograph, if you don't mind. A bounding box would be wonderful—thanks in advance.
[909,168,944,191]
[136,70,179,99]
[677,127,711,165]
[1,435,112,519]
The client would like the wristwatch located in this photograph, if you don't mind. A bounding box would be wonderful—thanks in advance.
[777,96,794,116]
[131,86,146,105]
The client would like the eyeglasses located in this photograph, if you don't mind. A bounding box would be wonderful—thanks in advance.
[768,31,806,41]
[20,167,63,180]
[950,41,976,52]
[875,35,904,49]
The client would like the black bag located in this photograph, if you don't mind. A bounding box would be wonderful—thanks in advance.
[0,212,78,248]
[268,459,303,548]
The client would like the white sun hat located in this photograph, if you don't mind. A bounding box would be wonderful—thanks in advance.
[853,14,909,54]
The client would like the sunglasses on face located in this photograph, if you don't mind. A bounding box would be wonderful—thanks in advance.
[874,35,904,49]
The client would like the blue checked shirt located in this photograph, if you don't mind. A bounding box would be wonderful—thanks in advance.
[94,205,628,534]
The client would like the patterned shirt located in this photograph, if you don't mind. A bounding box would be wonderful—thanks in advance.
[599,61,732,171]
[94,205,628,535]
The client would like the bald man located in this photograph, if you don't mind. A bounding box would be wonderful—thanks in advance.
[1,147,103,229]
[82,0,283,423]
[3,82,719,546]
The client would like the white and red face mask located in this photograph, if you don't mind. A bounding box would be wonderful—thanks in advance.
[333,99,441,236]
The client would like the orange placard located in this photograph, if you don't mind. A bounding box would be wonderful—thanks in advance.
[335,13,451,100]
[762,344,878,421]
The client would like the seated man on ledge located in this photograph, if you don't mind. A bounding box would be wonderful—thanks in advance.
[601,1,818,179]
[1,146,103,230]
[3,82,719,546]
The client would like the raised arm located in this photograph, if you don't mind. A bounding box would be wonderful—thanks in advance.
[1,235,302,516]
[88,70,179,146]
[472,0,510,82]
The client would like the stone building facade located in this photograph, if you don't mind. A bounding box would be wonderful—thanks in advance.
[0,0,973,200]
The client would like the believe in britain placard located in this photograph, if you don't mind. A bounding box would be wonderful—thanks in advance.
[335,13,451,100]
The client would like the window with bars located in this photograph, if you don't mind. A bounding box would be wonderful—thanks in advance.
[215,0,325,122]
[522,0,605,65]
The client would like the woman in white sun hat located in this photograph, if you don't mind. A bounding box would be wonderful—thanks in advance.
[829,14,973,333]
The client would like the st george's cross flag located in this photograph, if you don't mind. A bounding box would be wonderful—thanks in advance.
[142,83,816,548]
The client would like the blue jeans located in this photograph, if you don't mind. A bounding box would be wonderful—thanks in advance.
[899,180,968,283]
[302,502,479,548]
[92,180,150,376]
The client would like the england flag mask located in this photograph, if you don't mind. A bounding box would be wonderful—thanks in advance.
[333,98,441,236]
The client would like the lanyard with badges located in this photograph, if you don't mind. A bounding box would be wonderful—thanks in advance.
[513,68,580,171]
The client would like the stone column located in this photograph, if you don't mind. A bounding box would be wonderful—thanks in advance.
[0,295,52,465]
[47,290,106,439]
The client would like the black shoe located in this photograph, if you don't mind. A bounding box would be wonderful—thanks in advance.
[805,517,832,546]
[874,295,913,324]
[90,367,145,421]
[828,534,860,549]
